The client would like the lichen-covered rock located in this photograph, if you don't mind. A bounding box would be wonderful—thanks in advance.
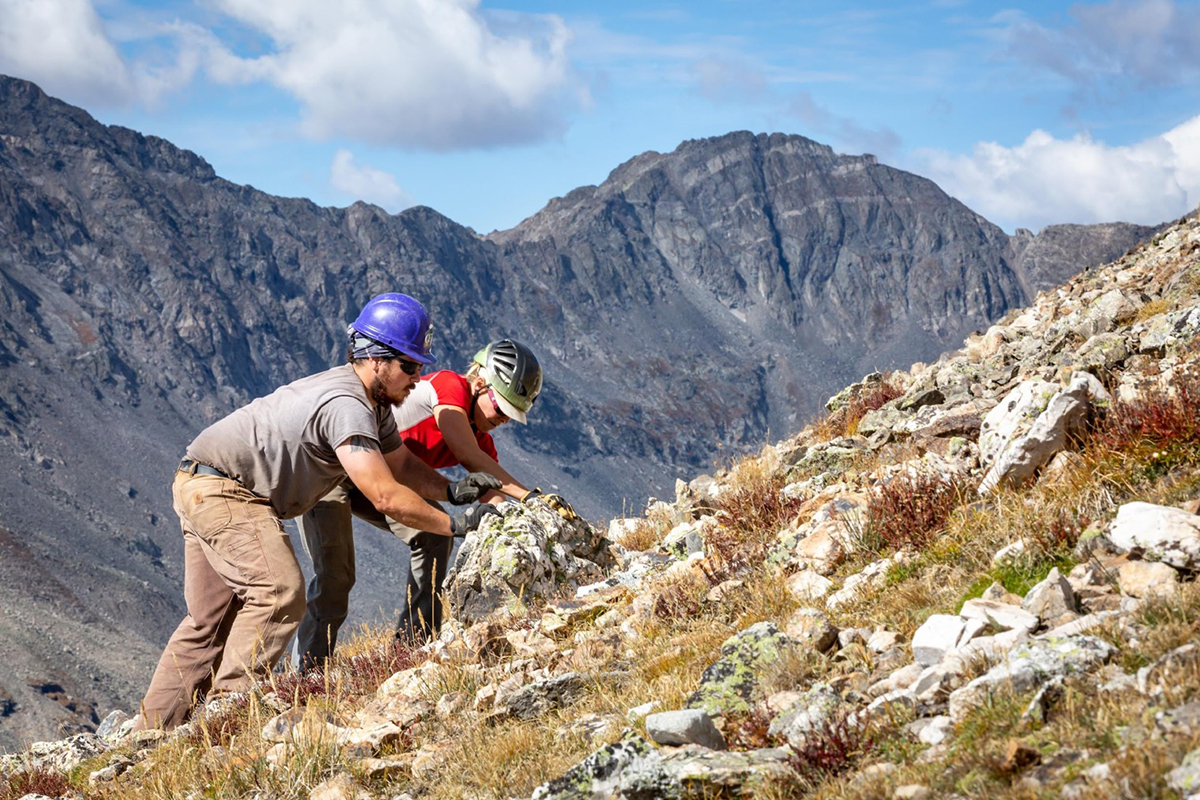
[949,635,1115,722]
[446,501,617,626]
[501,673,592,721]
[531,731,675,800]
[686,623,797,716]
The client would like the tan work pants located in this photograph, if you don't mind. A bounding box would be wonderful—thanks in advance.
[137,471,305,730]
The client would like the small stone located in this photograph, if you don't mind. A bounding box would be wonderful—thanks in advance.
[1000,740,1041,773]
[894,785,931,800]
[783,608,838,652]
[1021,568,1078,622]
[645,709,727,750]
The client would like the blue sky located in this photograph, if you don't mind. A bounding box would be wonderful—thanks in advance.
[2,0,1198,234]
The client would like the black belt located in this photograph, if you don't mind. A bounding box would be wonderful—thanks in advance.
[178,458,231,479]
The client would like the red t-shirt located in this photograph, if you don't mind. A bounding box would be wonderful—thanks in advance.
[393,371,498,469]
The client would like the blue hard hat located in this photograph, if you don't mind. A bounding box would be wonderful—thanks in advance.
[351,293,437,364]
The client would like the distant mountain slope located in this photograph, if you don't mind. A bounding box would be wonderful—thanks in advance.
[0,75,1154,747]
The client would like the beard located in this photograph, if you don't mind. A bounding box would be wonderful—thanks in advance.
[369,376,411,407]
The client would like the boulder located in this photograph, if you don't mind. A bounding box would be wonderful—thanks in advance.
[645,709,726,750]
[949,636,1115,722]
[531,731,674,800]
[687,623,797,716]
[1108,502,1200,570]
[980,374,1109,494]
[446,501,616,626]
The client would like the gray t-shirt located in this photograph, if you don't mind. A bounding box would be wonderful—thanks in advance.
[188,364,401,519]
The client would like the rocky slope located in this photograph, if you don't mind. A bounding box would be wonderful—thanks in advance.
[0,74,1158,749]
[3,207,1197,799]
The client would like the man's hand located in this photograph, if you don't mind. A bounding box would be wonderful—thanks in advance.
[447,472,502,505]
[450,503,500,538]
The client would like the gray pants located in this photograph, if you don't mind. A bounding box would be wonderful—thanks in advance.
[294,481,452,668]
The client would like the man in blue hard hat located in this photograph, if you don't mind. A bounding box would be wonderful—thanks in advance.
[135,293,500,731]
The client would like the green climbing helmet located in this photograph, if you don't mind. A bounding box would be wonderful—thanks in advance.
[473,339,542,424]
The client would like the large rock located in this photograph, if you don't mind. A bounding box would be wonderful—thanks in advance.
[445,501,617,626]
[531,731,675,800]
[979,374,1110,494]
[686,623,797,716]
[949,636,1115,722]
[1108,502,1200,570]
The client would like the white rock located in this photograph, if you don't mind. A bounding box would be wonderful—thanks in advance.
[645,709,726,750]
[1021,567,1078,621]
[959,599,1038,633]
[918,715,953,746]
[867,629,901,653]
[912,615,967,667]
[980,374,1105,494]
[786,570,833,602]
[1109,502,1200,570]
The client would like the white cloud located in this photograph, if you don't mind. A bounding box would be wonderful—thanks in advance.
[210,0,583,150]
[329,149,414,212]
[912,115,1200,231]
[0,0,133,104]
[0,0,221,106]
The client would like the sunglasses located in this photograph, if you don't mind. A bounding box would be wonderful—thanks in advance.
[397,358,423,376]
[487,388,509,421]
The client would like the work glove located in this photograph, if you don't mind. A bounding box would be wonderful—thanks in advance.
[450,503,500,538]
[446,472,502,505]
[522,487,580,522]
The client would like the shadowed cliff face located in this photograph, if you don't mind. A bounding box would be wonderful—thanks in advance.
[0,75,1153,747]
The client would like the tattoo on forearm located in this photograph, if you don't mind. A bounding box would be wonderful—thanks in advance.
[348,435,380,454]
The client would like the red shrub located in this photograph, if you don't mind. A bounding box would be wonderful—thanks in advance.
[785,714,875,789]
[861,470,972,552]
[1,767,75,800]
